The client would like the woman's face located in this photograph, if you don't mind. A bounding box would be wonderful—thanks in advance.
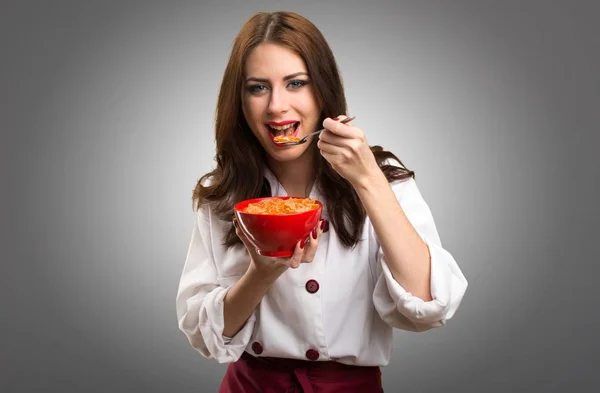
[241,43,320,163]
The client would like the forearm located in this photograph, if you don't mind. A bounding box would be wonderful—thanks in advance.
[354,171,432,301]
[222,263,286,337]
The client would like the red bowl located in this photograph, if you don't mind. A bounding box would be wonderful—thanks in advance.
[233,196,323,257]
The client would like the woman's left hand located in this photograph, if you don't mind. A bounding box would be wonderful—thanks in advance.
[318,115,381,187]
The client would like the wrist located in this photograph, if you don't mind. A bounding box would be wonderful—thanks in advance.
[246,261,287,288]
[353,166,387,193]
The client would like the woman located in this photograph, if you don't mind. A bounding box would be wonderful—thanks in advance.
[176,11,468,393]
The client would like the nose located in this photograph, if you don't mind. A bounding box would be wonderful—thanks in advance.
[267,87,289,115]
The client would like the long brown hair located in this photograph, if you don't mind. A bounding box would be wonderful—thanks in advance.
[193,11,414,249]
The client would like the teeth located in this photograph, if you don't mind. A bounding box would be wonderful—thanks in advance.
[272,128,294,137]
[268,122,298,137]
[269,123,296,131]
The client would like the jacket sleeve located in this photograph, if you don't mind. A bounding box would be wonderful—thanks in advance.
[372,177,468,332]
[175,205,256,363]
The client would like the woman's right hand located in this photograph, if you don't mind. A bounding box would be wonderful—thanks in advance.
[233,217,326,274]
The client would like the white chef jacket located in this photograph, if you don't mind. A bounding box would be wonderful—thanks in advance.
[176,164,468,367]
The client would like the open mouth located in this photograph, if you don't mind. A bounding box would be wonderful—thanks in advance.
[266,122,300,144]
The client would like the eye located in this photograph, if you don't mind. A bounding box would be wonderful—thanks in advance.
[288,80,308,89]
[247,84,268,94]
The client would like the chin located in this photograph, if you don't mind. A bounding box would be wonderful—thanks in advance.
[266,147,310,162]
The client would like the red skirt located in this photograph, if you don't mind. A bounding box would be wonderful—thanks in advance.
[218,351,384,393]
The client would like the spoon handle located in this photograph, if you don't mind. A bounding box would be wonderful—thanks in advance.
[307,116,355,139]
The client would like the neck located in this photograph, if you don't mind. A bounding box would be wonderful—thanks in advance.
[267,147,316,197]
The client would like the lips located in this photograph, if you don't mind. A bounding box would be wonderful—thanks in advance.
[267,120,297,127]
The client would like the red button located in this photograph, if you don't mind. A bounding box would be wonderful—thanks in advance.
[251,341,263,355]
[305,279,319,293]
[306,349,320,361]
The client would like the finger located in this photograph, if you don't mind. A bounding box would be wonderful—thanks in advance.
[333,115,353,126]
[286,238,306,269]
[319,149,340,166]
[322,117,359,138]
[233,218,259,253]
[317,138,349,157]
[319,129,350,147]
[301,219,326,262]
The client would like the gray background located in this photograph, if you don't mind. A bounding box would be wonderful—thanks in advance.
[2,0,599,392]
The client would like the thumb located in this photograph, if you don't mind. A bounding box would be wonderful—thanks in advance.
[233,218,258,253]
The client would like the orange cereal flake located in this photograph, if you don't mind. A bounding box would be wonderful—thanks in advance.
[273,135,301,143]
[242,197,320,215]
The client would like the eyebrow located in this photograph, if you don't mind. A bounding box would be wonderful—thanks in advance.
[245,72,309,83]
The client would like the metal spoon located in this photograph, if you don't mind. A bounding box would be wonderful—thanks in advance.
[275,116,356,146]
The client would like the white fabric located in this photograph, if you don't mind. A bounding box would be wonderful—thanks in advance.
[176,165,468,366]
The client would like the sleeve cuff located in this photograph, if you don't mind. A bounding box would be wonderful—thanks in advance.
[199,286,257,363]
[379,236,465,324]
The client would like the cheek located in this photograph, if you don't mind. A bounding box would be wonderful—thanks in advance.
[242,99,262,129]
[241,96,254,118]
[300,97,321,123]
[302,87,320,111]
